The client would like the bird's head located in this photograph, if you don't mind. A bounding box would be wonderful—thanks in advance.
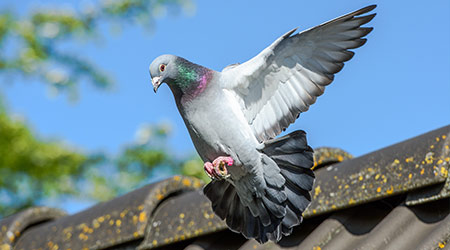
[149,54,179,93]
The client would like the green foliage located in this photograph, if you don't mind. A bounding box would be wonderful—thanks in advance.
[0,101,208,217]
[181,156,210,183]
[0,104,91,215]
[0,0,205,218]
[0,0,193,99]
[115,123,209,192]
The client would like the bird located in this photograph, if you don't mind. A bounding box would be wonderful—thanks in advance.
[149,5,376,243]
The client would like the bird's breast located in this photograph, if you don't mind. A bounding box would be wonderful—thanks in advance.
[178,89,255,163]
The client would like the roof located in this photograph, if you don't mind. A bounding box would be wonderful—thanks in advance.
[1,125,449,250]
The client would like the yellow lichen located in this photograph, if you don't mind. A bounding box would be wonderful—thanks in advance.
[386,186,394,194]
[78,233,88,241]
[376,187,381,193]
[139,211,147,222]
[0,244,11,250]
[441,167,448,177]
[314,186,321,196]
[405,157,414,163]
[193,179,202,188]
[82,225,91,233]
[182,179,192,186]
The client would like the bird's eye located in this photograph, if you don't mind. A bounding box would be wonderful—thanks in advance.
[159,64,166,72]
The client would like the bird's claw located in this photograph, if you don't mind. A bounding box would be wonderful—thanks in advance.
[204,156,233,180]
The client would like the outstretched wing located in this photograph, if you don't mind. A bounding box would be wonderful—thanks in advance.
[222,5,376,142]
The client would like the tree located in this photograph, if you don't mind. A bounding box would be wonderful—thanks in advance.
[0,101,100,215]
[0,0,207,218]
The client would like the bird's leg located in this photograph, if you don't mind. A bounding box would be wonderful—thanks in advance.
[211,156,233,180]
[203,162,215,179]
[203,157,233,180]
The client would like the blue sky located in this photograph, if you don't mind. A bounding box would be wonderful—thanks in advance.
[2,0,449,161]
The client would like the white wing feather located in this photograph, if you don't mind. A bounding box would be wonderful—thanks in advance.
[222,5,376,142]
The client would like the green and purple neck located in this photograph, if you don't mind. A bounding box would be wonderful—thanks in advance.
[173,58,214,103]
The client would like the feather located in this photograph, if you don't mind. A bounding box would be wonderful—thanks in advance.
[221,5,375,141]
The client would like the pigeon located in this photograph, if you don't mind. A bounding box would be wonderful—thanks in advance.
[149,5,376,243]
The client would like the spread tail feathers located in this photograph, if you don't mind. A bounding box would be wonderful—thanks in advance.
[203,130,315,243]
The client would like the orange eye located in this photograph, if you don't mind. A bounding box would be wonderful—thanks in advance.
[159,64,166,72]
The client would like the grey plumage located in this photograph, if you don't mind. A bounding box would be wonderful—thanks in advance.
[149,5,376,243]
[204,130,314,242]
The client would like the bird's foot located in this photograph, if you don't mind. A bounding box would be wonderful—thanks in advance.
[203,156,233,180]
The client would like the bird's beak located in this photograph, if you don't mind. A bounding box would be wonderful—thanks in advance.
[152,76,162,93]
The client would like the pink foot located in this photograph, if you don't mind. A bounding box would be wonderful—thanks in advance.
[204,162,215,179]
[203,156,233,180]
[213,156,234,167]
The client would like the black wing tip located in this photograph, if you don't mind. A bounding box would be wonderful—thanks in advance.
[358,4,377,15]
[362,13,377,24]
[350,5,377,22]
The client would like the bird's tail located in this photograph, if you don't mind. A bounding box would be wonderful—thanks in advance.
[203,130,315,243]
